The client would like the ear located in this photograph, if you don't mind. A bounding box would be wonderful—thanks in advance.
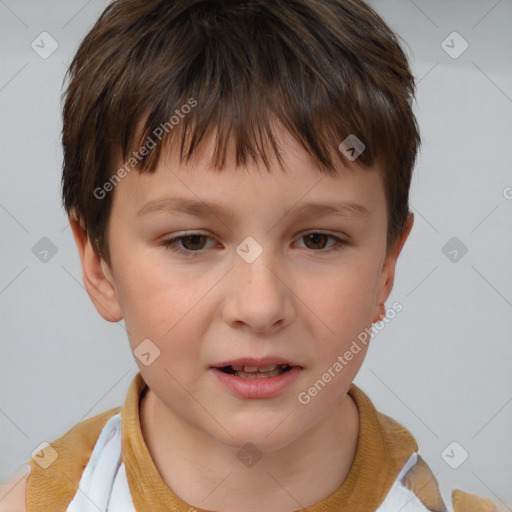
[68,212,123,322]
[372,212,414,323]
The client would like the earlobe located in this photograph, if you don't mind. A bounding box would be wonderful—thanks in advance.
[68,213,123,322]
[372,212,414,323]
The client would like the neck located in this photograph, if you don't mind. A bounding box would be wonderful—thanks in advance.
[140,389,359,512]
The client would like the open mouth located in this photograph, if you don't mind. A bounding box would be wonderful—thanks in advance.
[218,364,293,379]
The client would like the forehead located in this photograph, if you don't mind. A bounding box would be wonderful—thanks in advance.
[111,125,385,223]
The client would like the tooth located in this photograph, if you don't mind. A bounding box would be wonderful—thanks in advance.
[258,365,277,372]
[262,369,282,377]
[236,368,283,378]
[243,366,259,372]
[231,366,244,371]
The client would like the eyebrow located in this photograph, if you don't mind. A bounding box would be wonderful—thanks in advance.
[136,197,370,220]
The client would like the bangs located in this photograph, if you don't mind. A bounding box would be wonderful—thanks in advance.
[100,0,409,177]
[62,0,419,265]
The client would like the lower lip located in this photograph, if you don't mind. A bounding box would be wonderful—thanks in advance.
[210,367,302,399]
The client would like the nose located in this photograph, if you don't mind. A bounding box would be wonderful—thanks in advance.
[222,244,295,335]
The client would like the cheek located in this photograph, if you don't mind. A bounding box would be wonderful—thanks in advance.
[310,262,379,340]
[299,271,375,410]
[113,260,208,353]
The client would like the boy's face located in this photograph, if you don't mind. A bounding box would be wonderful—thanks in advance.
[71,127,412,450]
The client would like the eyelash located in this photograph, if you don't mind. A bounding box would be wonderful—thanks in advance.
[161,231,347,256]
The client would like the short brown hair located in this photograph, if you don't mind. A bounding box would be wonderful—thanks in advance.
[61,0,420,268]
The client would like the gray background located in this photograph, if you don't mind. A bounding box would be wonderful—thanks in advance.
[1,0,511,508]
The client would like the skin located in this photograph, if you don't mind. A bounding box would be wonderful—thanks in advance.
[69,126,413,512]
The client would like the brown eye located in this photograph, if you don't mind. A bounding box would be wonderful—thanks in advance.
[296,232,347,252]
[179,234,208,251]
[162,233,215,255]
[303,233,330,250]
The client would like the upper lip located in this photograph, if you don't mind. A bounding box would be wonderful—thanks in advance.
[212,357,302,368]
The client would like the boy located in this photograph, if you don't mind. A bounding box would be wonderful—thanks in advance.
[0,0,498,510]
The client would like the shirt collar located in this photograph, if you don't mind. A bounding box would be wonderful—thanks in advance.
[121,371,418,511]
